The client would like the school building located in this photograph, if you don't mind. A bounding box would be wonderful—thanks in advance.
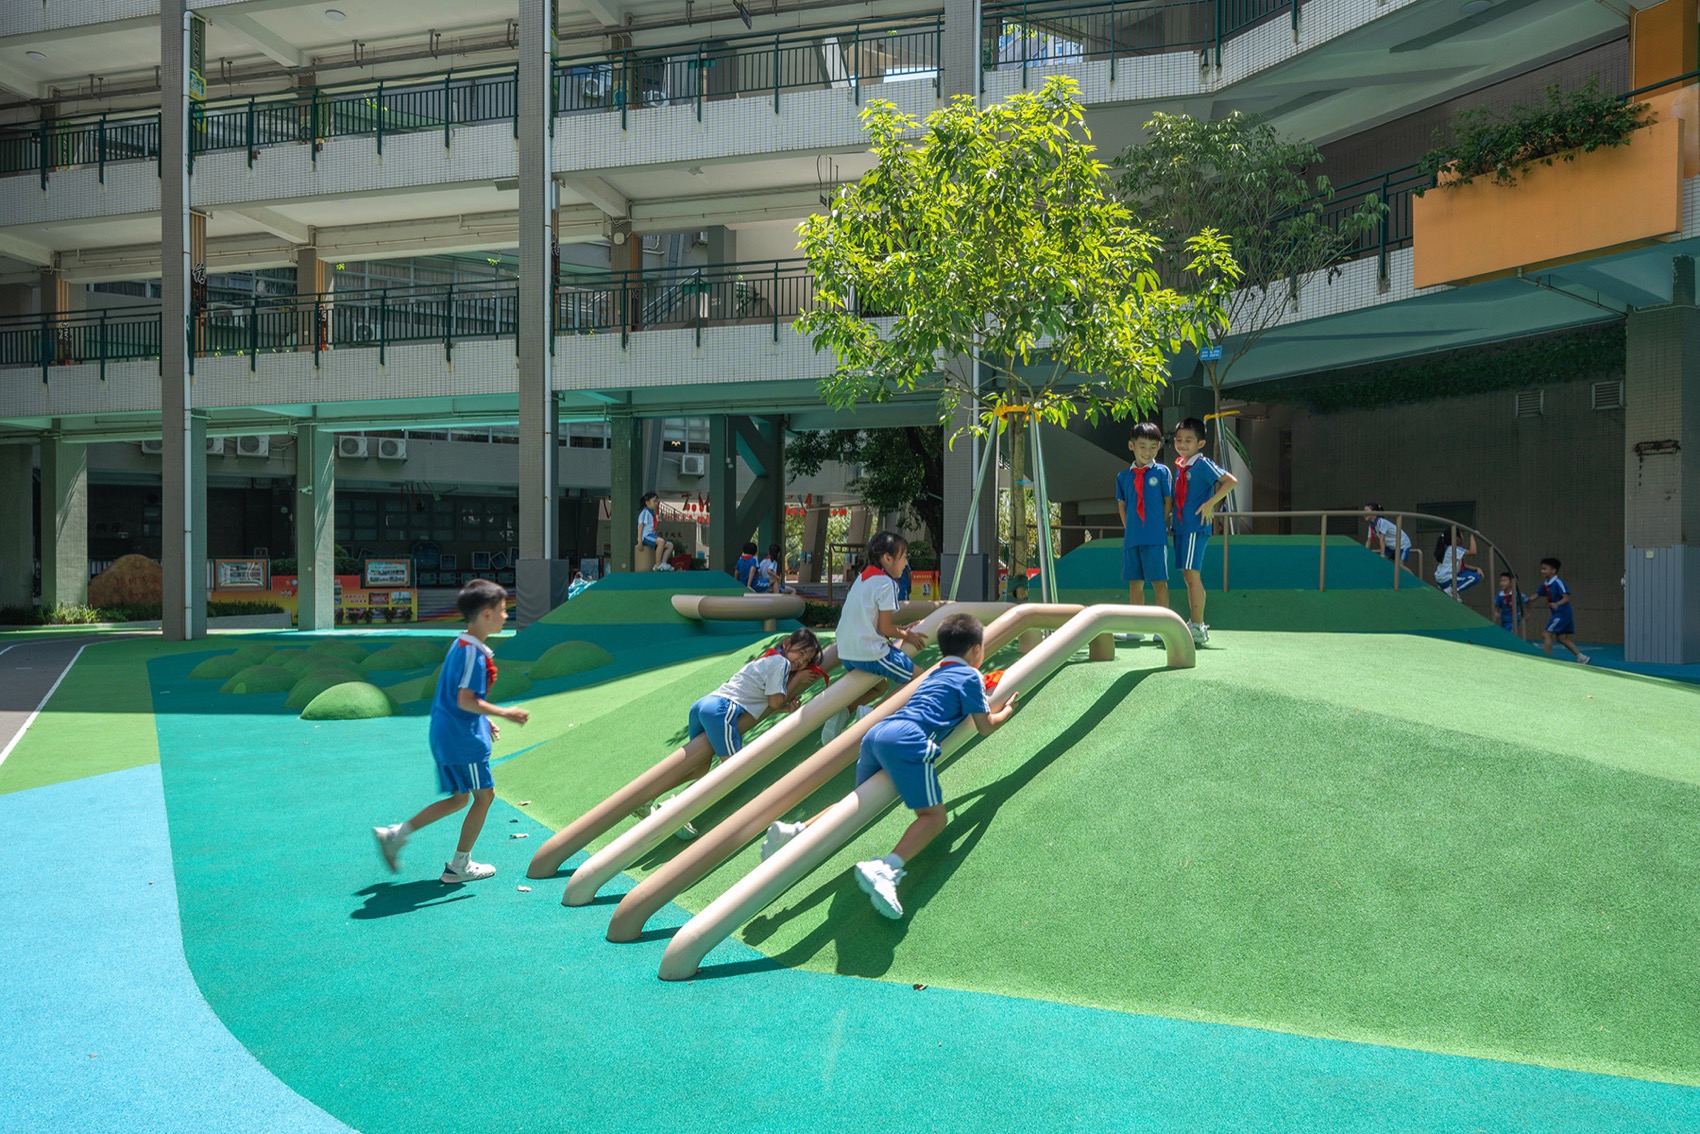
[0,0,1695,657]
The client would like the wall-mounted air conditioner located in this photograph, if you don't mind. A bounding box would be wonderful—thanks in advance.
[236,435,270,457]
[337,436,370,459]
[140,439,163,455]
[206,437,226,456]
[679,453,706,477]
[377,437,408,460]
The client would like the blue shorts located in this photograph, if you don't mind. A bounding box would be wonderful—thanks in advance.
[1121,543,1169,583]
[1546,610,1575,636]
[686,694,745,758]
[641,534,660,548]
[842,646,915,684]
[1174,530,1210,573]
[436,758,493,794]
[1441,568,1483,594]
[1381,546,1410,563]
[857,719,943,809]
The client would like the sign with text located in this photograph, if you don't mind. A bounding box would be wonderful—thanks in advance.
[214,557,269,589]
[362,558,414,588]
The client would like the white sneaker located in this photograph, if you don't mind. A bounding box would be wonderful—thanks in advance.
[819,707,850,745]
[372,825,407,873]
[1188,621,1209,646]
[854,859,906,919]
[651,563,667,572]
[440,859,496,884]
[760,820,807,862]
[1577,654,1591,665]
[675,820,698,841]
[1114,632,1145,643]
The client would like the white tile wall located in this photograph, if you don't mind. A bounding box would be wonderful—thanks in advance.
[0,0,156,38]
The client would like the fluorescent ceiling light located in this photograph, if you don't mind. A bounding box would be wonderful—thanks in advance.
[324,9,347,20]
[26,50,47,61]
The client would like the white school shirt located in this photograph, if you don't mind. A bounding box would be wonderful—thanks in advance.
[1370,516,1411,552]
[837,569,899,662]
[713,652,792,719]
[1434,545,1467,583]
[758,557,780,588]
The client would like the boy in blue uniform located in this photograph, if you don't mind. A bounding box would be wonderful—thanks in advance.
[1169,417,1238,646]
[372,579,531,882]
[1530,557,1589,664]
[851,612,1019,919]
[734,542,759,589]
[1493,572,1525,633]
[1116,422,1173,632]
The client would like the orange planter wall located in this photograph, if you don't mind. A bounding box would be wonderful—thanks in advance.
[1411,107,1686,290]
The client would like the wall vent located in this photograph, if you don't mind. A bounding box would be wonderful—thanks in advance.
[1514,389,1544,418]
[1591,380,1625,411]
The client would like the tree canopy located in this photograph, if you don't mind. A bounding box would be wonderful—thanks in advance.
[796,77,1237,435]
[787,426,944,547]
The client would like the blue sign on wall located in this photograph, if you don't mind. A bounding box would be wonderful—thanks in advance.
[1199,345,1223,361]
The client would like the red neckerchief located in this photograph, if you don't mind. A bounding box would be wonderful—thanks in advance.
[859,565,887,582]
[1173,452,1201,518]
[457,634,498,691]
[763,647,828,686]
[1128,463,1156,524]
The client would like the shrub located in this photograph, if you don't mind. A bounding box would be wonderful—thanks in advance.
[1418,80,1651,190]
[801,600,840,628]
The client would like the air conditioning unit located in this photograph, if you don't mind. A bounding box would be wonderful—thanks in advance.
[140,439,163,455]
[236,435,270,458]
[206,437,226,456]
[679,453,706,477]
[376,437,408,460]
[337,436,370,459]
[351,322,377,343]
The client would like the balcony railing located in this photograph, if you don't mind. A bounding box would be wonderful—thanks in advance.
[0,16,940,183]
[1315,163,1432,280]
[981,0,1302,88]
[0,260,831,377]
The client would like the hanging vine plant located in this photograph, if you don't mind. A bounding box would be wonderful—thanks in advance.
[1416,80,1651,191]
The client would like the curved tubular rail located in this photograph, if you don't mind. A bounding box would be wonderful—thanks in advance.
[530,602,1008,885]
[606,602,1091,943]
[658,604,1193,979]
[670,593,806,621]
[558,601,1007,902]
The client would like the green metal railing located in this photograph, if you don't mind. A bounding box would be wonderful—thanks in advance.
[556,259,823,346]
[981,0,1302,88]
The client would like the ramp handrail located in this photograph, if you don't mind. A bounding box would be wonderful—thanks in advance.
[606,602,1176,942]
[553,602,1010,901]
[658,603,1194,979]
[1216,508,1524,634]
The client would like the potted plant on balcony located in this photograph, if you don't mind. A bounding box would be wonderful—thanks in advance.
[1416,79,1650,190]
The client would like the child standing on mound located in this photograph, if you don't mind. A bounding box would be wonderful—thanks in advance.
[372,579,530,883]
[1530,557,1590,665]
[640,628,826,840]
[639,491,676,570]
[850,612,1018,919]
[1170,417,1238,646]
[1116,422,1173,631]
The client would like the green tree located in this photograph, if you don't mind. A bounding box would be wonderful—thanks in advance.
[1112,111,1387,429]
[786,426,944,547]
[796,77,1235,589]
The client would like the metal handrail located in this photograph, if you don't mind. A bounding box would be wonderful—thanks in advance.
[1216,508,1525,636]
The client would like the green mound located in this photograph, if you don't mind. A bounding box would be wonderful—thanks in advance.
[300,681,397,720]
[219,664,297,695]
[266,648,312,673]
[381,665,442,705]
[307,640,369,663]
[188,654,250,680]
[493,669,532,698]
[285,667,365,711]
[361,642,445,672]
[529,640,614,680]
[230,643,275,666]
[535,572,745,628]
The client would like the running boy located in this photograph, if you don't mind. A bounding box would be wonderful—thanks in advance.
[1529,557,1589,664]
[372,579,530,883]
[643,628,824,839]
[639,491,675,570]
[818,530,925,744]
[1494,572,1525,633]
[1170,417,1238,645]
[850,612,1018,919]
[1116,422,1173,624]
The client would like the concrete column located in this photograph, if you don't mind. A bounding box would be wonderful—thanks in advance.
[733,416,785,557]
[1623,258,1700,662]
[514,0,567,626]
[799,503,827,583]
[0,445,36,609]
[295,244,326,352]
[609,413,642,572]
[39,433,88,608]
[705,226,737,267]
[293,425,335,630]
[161,0,207,640]
[706,414,740,573]
[941,0,979,102]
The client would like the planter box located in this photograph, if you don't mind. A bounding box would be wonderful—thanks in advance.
[1413,100,1687,290]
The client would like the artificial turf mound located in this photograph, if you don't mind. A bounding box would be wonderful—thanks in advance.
[496,606,1700,1086]
[301,681,397,720]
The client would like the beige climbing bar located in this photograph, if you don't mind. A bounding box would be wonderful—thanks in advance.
[558,602,1008,904]
[657,604,1194,980]
[670,593,806,622]
[605,603,1084,944]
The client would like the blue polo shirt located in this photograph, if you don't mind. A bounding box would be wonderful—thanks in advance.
[1173,455,1226,534]
[1116,463,1172,547]
[885,660,990,744]
[428,634,496,764]
[1537,577,1570,606]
